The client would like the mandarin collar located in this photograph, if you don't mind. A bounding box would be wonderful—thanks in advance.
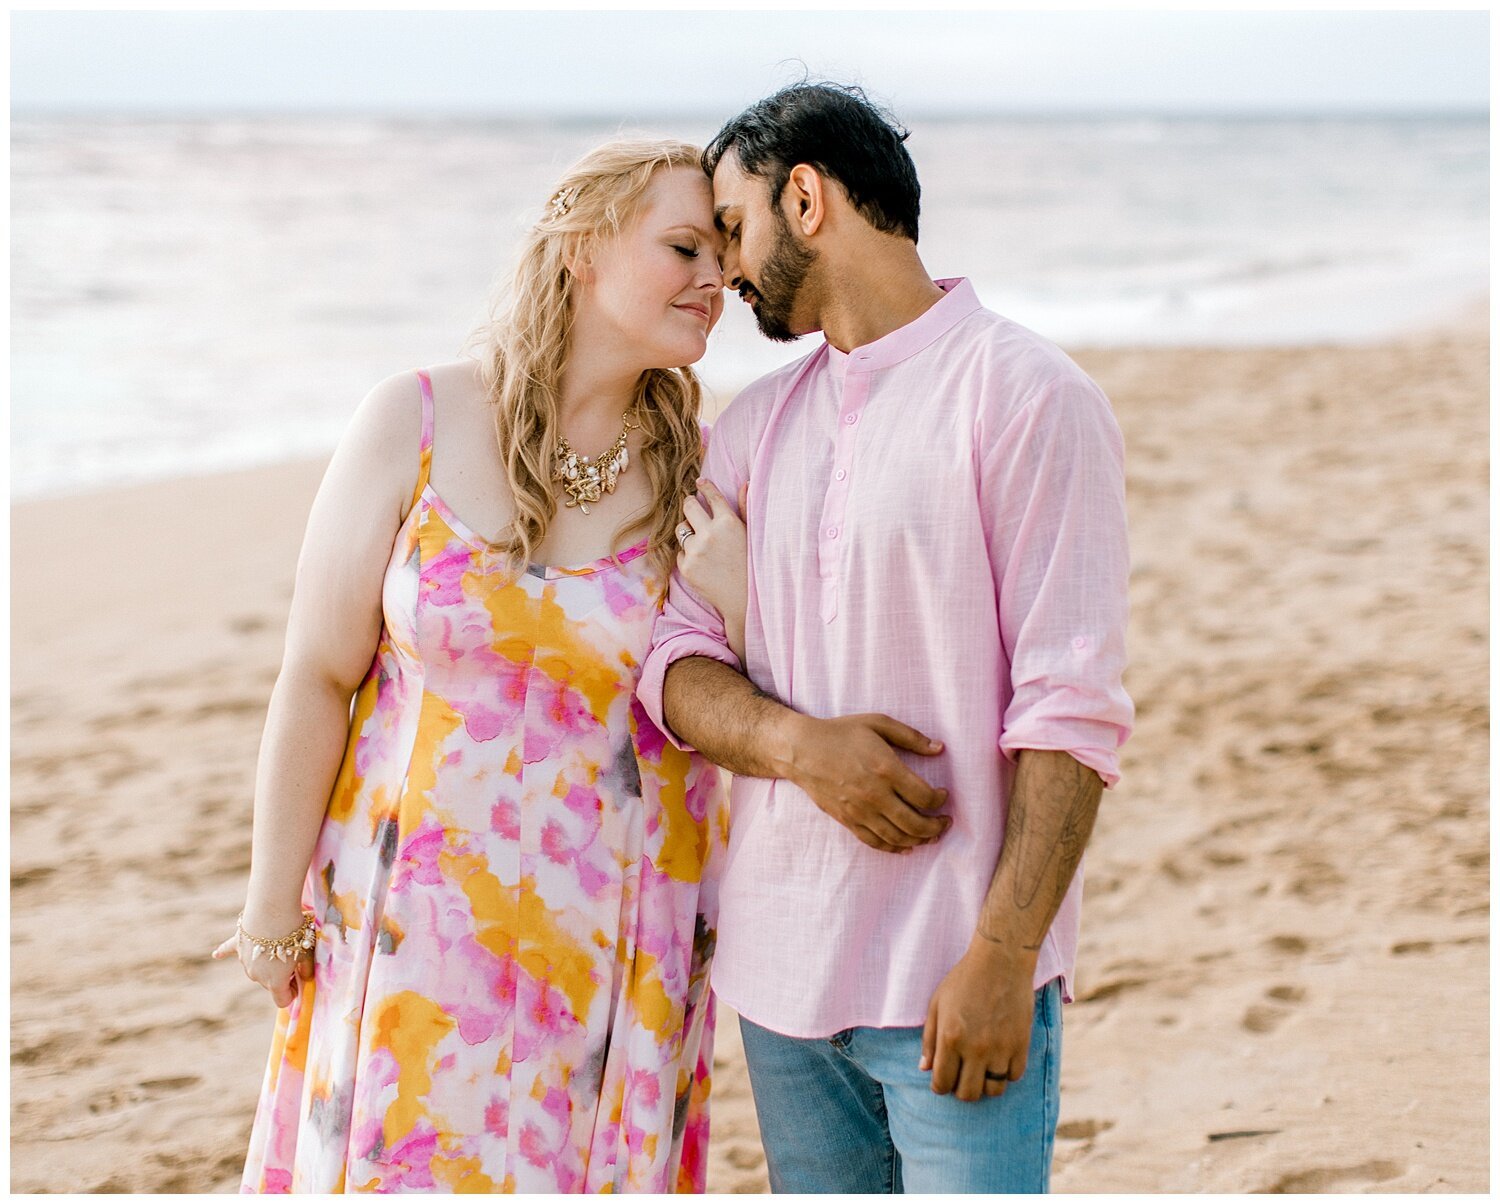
[825,277,978,381]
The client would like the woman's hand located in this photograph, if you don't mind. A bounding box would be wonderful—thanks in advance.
[212,902,315,1009]
[678,479,749,663]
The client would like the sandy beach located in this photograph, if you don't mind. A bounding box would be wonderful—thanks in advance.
[10,321,1488,1192]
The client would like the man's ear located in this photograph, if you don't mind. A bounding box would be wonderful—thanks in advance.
[784,164,826,237]
[563,232,595,284]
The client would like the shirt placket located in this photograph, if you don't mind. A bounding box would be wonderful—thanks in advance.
[818,367,869,623]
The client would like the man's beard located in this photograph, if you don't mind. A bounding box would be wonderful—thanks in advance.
[744,208,817,343]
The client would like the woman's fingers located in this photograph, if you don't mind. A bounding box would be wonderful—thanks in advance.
[682,494,710,530]
[211,935,238,960]
[697,479,730,515]
[269,973,297,1009]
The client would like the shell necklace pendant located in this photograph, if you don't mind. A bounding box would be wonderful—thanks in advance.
[553,408,639,515]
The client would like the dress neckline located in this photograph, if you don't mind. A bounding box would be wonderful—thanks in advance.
[420,483,650,578]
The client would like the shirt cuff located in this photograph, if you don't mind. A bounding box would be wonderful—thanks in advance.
[999,728,1124,789]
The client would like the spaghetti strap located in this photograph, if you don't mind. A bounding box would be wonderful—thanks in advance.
[411,369,435,512]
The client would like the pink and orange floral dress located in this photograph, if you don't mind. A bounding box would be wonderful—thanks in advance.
[240,371,727,1193]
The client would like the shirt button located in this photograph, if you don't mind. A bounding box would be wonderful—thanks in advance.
[827,527,839,539]
[844,413,857,425]
[1072,636,1088,649]
[834,468,847,481]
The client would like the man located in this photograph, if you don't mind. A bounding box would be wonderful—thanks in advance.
[637,83,1133,1193]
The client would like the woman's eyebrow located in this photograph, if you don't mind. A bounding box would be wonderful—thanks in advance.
[663,223,718,241]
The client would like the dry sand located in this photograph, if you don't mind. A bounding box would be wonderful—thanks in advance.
[11,323,1488,1192]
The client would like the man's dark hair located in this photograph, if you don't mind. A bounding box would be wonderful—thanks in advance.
[703,82,921,242]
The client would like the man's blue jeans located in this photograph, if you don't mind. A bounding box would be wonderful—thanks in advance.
[737,979,1062,1193]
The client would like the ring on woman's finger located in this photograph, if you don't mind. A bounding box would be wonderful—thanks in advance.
[676,524,694,544]
[984,1069,1011,1082]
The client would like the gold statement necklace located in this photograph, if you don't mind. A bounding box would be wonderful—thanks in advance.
[553,409,639,515]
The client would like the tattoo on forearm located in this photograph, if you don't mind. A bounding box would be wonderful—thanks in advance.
[1005,754,1102,916]
[977,927,1042,952]
[1053,779,1093,900]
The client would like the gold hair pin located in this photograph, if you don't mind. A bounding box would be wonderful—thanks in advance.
[549,185,579,219]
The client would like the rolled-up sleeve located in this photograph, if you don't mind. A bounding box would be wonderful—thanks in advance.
[983,375,1134,787]
[637,421,747,752]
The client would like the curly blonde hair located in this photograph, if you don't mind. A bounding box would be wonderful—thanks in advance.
[471,137,708,583]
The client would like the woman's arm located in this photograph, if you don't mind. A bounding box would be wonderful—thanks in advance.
[676,480,748,663]
[214,372,419,1006]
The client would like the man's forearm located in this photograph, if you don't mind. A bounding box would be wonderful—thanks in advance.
[662,655,802,779]
[976,749,1104,956]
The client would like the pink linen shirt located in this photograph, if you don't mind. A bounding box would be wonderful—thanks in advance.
[637,278,1133,1039]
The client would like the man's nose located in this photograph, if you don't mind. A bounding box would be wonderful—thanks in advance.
[720,247,742,291]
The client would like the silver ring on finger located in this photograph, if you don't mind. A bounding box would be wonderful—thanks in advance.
[676,524,694,545]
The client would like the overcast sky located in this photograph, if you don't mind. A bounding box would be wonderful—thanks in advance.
[10,9,1490,117]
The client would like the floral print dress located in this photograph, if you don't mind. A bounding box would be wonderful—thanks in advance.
[240,371,727,1193]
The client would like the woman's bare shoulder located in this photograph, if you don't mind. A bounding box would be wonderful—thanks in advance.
[424,358,489,410]
[346,359,485,457]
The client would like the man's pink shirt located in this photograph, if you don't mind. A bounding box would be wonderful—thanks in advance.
[638,278,1133,1039]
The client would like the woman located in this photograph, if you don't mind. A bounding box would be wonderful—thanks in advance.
[214,138,747,1193]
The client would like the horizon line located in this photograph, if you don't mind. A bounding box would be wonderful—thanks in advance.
[12,104,1490,122]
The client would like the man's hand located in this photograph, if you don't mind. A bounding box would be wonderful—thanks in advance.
[783,712,950,853]
[660,662,949,853]
[920,938,1037,1101]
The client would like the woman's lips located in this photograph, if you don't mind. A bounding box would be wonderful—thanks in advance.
[675,303,711,321]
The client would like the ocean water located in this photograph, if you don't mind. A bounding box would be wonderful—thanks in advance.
[11,114,1487,500]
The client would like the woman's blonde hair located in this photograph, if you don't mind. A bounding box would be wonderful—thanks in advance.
[472,137,708,583]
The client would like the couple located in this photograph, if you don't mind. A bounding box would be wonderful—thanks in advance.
[216,82,1133,1194]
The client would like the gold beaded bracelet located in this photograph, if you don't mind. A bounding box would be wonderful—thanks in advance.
[236,911,317,962]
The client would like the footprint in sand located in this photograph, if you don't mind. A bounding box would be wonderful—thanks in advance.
[189,697,267,721]
[86,1074,202,1115]
[1287,861,1346,902]
[88,704,165,732]
[11,865,56,890]
[1159,857,1192,883]
[1243,985,1305,1033]
[11,1033,70,1067]
[99,1014,232,1044]
[1265,934,1310,955]
[1267,1160,1403,1192]
[1056,1118,1114,1141]
[1075,977,1146,1004]
[723,1145,764,1171]
[1241,1005,1285,1034]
